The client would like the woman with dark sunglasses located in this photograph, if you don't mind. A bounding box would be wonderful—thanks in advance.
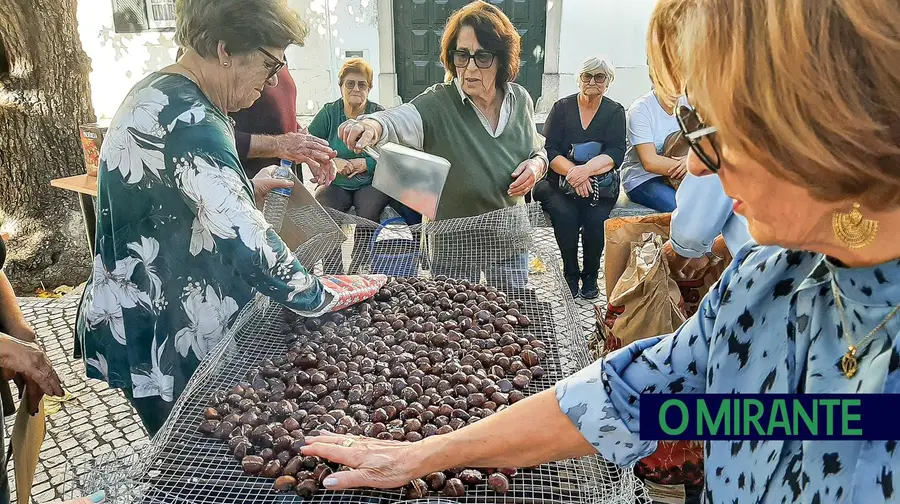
[533,56,626,299]
[336,1,548,289]
[301,1,900,502]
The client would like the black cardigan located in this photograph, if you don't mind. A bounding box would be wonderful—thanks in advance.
[542,94,626,186]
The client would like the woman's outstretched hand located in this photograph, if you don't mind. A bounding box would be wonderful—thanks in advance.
[300,433,424,490]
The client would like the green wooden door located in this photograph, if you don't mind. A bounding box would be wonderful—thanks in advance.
[393,0,547,104]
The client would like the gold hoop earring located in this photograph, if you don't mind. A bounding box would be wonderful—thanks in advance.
[832,203,878,249]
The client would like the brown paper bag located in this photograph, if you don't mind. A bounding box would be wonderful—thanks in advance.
[603,213,672,297]
[598,233,703,503]
[601,233,684,353]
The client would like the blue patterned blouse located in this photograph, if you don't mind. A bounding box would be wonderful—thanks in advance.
[557,244,900,503]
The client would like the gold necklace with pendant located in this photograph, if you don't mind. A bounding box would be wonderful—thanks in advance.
[831,281,900,378]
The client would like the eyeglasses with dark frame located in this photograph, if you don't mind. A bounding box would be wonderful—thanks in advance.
[676,92,721,173]
[257,48,287,81]
[580,73,609,84]
[450,50,495,69]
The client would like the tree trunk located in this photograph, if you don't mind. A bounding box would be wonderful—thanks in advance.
[0,0,95,292]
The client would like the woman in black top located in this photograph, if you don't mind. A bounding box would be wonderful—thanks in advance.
[534,57,626,299]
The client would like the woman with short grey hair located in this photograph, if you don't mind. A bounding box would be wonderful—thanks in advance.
[76,0,342,436]
[534,56,626,298]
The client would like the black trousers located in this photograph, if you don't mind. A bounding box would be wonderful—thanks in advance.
[315,184,391,274]
[534,180,617,281]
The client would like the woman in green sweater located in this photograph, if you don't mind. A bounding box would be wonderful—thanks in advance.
[309,58,387,273]
[337,1,548,288]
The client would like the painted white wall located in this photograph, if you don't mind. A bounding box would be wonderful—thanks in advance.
[77,0,178,121]
[76,0,380,121]
[289,0,383,114]
[77,0,652,120]
[555,0,656,109]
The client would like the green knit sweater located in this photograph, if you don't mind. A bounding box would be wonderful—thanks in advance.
[412,83,539,220]
[307,98,384,190]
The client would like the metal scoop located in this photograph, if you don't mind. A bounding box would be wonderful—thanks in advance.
[364,143,451,221]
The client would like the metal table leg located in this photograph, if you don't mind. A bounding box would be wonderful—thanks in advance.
[77,193,96,253]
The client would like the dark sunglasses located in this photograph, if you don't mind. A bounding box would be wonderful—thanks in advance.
[675,95,721,172]
[580,73,608,84]
[450,50,495,69]
[257,48,287,80]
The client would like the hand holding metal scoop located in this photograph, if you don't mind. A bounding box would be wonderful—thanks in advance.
[337,117,451,221]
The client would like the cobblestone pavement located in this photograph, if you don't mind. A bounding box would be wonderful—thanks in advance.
[12,229,605,503]
[6,289,149,504]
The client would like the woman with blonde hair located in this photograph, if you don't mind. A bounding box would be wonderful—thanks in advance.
[301,0,900,502]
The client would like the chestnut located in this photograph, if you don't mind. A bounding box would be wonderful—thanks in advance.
[509,390,525,403]
[426,472,447,491]
[314,463,333,483]
[274,435,293,452]
[406,478,429,499]
[294,479,318,497]
[458,469,483,485]
[512,374,530,390]
[284,456,303,476]
[498,467,518,477]
[442,478,467,497]
[488,472,510,494]
[198,419,218,435]
[241,455,265,474]
[274,475,297,492]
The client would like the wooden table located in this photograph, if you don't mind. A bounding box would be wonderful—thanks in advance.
[50,174,98,252]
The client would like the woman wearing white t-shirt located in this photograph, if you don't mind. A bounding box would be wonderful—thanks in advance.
[619,88,686,212]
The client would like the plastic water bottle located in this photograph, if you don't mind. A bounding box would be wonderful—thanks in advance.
[263,159,294,233]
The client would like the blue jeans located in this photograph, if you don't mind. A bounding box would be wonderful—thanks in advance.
[626,177,677,213]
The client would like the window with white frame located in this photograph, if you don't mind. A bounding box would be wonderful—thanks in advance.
[146,0,176,29]
[112,0,176,33]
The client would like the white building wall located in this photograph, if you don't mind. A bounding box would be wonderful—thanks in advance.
[77,0,653,120]
[555,0,656,109]
[77,0,381,121]
[77,0,178,121]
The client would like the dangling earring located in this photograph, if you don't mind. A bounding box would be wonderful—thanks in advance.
[832,203,878,249]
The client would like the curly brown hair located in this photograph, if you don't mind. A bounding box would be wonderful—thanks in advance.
[440,1,521,87]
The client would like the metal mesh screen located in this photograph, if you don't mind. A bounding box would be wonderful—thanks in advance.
[71,203,648,504]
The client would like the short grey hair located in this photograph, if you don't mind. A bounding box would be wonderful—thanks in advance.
[175,0,308,59]
[580,56,616,84]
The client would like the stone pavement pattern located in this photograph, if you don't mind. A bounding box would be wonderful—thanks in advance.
[10,229,605,503]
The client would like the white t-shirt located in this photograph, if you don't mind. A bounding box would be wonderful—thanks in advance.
[619,91,682,192]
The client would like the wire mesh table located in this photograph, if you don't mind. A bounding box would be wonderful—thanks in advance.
[72,204,647,504]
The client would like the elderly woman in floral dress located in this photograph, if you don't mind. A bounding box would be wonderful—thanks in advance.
[76,0,342,436]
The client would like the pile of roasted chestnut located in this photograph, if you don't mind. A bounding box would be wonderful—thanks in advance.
[198,276,548,499]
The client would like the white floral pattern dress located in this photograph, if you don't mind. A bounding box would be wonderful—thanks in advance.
[76,73,334,409]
